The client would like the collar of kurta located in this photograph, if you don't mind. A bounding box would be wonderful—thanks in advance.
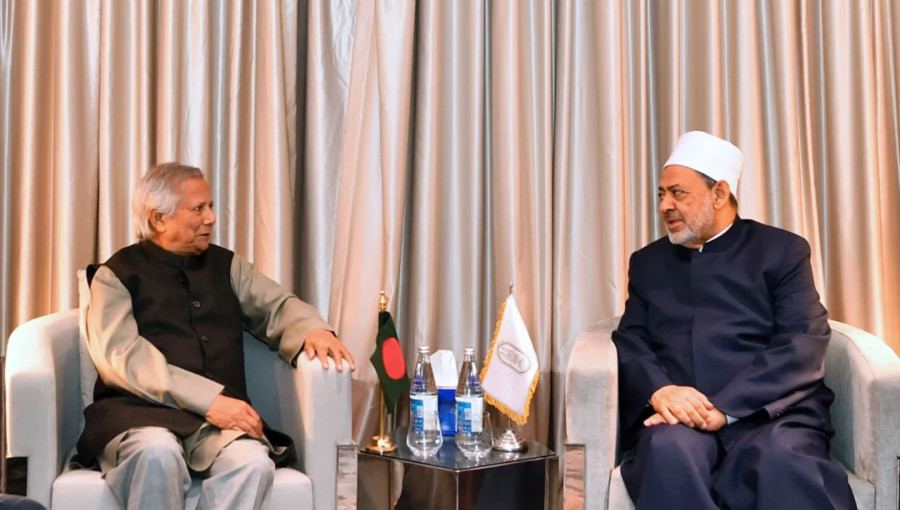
[139,239,208,269]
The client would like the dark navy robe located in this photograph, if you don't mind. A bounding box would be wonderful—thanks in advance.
[613,218,855,509]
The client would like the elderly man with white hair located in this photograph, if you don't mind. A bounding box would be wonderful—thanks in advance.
[612,132,855,509]
[75,162,355,509]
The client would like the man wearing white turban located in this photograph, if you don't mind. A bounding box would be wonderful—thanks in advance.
[612,131,855,509]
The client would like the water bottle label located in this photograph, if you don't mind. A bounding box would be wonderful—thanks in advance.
[411,395,438,432]
[455,396,483,433]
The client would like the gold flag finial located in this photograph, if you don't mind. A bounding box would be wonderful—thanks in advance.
[378,290,388,312]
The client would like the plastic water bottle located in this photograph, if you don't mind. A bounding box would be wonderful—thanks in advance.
[408,345,440,455]
[455,347,484,446]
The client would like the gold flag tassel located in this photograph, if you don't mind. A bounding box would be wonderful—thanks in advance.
[366,291,398,453]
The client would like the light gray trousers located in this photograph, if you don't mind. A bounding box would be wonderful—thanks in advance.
[103,427,275,510]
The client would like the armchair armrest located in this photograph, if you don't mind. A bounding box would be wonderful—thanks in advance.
[825,320,900,510]
[5,309,82,508]
[245,335,353,510]
[565,316,620,509]
[290,356,353,510]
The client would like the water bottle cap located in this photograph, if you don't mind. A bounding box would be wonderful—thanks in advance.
[417,345,430,354]
[464,347,475,355]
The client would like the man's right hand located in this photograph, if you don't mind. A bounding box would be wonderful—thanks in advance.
[648,385,715,429]
[205,394,263,438]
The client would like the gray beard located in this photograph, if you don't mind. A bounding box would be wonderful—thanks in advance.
[667,195,715,246]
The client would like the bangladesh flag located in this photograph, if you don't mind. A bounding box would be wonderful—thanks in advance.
[370,311,409,413]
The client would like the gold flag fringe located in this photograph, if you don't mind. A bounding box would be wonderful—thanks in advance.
[479,297,540,426]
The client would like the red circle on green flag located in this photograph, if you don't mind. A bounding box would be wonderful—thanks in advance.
[382,337,406,379]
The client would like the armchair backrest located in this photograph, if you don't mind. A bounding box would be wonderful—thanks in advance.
[243,334,287,431]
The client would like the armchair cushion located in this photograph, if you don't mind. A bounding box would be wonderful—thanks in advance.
[605,465,876,510]
[50,460,311,510]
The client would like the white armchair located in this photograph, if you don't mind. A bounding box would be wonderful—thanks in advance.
[564,316,900,509]
[4,309,356,510]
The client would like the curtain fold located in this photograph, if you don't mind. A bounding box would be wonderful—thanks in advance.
[872,0,900,338]
[486,0,554,443]
[97,0,151,257]
[552,0,643,485]
[1,0,100,347]
[296,0,357,311]
[317,0,416,443]
[403,0,487,397]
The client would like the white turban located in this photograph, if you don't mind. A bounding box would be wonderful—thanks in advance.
[664,131,743,195]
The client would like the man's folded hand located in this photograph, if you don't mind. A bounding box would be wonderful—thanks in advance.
[648,384,715,429]
[205,394,263,438]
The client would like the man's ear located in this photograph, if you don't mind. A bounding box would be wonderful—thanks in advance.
[149,210,167,233]
[714,181,731,207]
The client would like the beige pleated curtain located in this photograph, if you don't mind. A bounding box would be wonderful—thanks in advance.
[2,0,899,460]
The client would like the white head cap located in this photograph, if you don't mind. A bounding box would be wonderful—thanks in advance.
[664,131,743,195]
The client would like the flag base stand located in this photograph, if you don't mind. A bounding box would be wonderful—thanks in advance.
[492,428,527,452]
[367,375,398,454]
[365,435,398,453]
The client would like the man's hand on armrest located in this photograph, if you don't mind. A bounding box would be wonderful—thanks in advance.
[205,394,263,438]
[301,329,356,372]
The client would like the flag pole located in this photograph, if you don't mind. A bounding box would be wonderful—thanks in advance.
[492,282,528,452]
[366,291,398,453]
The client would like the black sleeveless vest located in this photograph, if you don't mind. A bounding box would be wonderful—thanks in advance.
[76,241,293,464]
